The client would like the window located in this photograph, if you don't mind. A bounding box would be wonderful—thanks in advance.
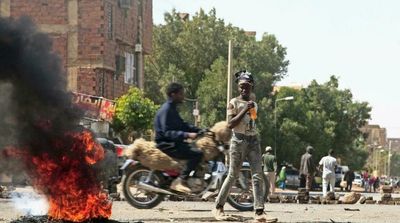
[106,2,113,39]
[115,55,125,75]
[124,52,136,85]
[118,0,132,9]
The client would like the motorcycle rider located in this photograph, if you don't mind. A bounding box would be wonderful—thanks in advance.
[213,70,278,222]
[154,82,203,194]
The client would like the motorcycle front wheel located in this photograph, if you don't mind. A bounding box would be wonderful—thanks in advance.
[226,167,254,211]
[122,166,165,209]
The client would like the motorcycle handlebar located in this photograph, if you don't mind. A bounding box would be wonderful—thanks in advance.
[197,128,210,137]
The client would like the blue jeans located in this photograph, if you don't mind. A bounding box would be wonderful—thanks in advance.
[279,180,286,190]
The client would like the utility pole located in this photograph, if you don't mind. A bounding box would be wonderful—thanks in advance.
[226,40,233,122]
[388,140,392,176]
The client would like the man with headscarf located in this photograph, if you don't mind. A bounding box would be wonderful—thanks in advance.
[212,70,277,223]
[299,145,316,191]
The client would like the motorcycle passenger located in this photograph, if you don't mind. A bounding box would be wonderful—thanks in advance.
[154,82,203,194]
[213,70,278,223]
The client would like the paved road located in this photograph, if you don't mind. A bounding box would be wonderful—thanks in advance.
[1,187,400,223]
[110,200,400,223]
[2,198,400,223]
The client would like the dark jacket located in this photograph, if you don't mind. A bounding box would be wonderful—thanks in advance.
[344,170,355,182]
[154,99,200,144]
[299,152,315,175]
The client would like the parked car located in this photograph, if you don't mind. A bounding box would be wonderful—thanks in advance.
[285,167,301,188]
[353,173,363,186]
[283,166,321,190]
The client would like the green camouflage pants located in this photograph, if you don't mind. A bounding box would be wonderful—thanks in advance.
[215,133,265,210]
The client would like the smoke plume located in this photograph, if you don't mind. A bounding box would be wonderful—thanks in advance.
[0,16,81,148]
[0,17,112,221]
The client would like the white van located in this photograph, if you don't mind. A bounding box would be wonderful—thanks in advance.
[353,173,362,186]
[335,165,349,189]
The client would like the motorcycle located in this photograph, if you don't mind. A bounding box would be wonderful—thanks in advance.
[120,121,255,211]
[96,137,127,200]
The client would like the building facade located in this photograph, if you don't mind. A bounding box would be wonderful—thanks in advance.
[387,138,400,153]
[360,124,387,148]
[0,0,152,99]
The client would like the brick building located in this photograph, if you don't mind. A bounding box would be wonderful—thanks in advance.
[0,0,153,99]
[387,138,400,153]
[360,124,387,148]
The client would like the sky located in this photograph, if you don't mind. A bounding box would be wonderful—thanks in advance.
[153,0,400,138]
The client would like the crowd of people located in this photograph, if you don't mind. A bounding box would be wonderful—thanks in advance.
[261,145,396,197]
[361,170,381,192]
[261,145,339,198]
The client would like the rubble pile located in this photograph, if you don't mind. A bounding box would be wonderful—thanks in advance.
[359,195,367,204]
[280,195,296,203]
[379,186,395,205]
[0,185,13,199]
[321,192,341,204]
[340,192,361,204]
[267,194,280,203]
[297,188,309,204]
[364,196,376,204]
[310,195,321,204]
[393,197,400,205]
[382,185,393,194]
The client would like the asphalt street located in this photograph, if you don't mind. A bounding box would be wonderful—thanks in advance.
[1,187,400,223]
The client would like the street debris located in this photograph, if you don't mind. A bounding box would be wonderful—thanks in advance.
[344,208,360,211]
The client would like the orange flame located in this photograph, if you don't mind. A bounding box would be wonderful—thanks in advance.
[27,131,112,222]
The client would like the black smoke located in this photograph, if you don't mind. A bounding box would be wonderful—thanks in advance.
[0,17,117,221]
[0,17,85,178]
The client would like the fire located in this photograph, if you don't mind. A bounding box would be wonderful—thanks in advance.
[26,131,112,222]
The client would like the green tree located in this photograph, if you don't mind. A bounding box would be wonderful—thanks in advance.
[145,8,289,127]
[273,76,371,169]
[144,9,371,171]
[196,57,228,126]
[112,87,159,139]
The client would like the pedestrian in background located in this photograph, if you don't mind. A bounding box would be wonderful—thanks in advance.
[319,149,337,197]
[362,170,370,192]
[299,145,316,191]
[262,146,277,196]
[212,70,277,223]
[344,168,355,192]
[277,166,287,190]
[369,176,376,193]
[373,176,380,192]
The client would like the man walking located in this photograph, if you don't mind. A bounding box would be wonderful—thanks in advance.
[299,145,316,191]
[262,146,277,195]
[344,168,355,192]
[213,70,277,223]
[319,149,337,197]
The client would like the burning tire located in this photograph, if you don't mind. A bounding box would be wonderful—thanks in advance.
[226,167,254,211]
[122,166,165,209]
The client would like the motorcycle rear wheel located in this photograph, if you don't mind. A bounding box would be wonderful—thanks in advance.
[122,166,165,209]
[226,167,254,211]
